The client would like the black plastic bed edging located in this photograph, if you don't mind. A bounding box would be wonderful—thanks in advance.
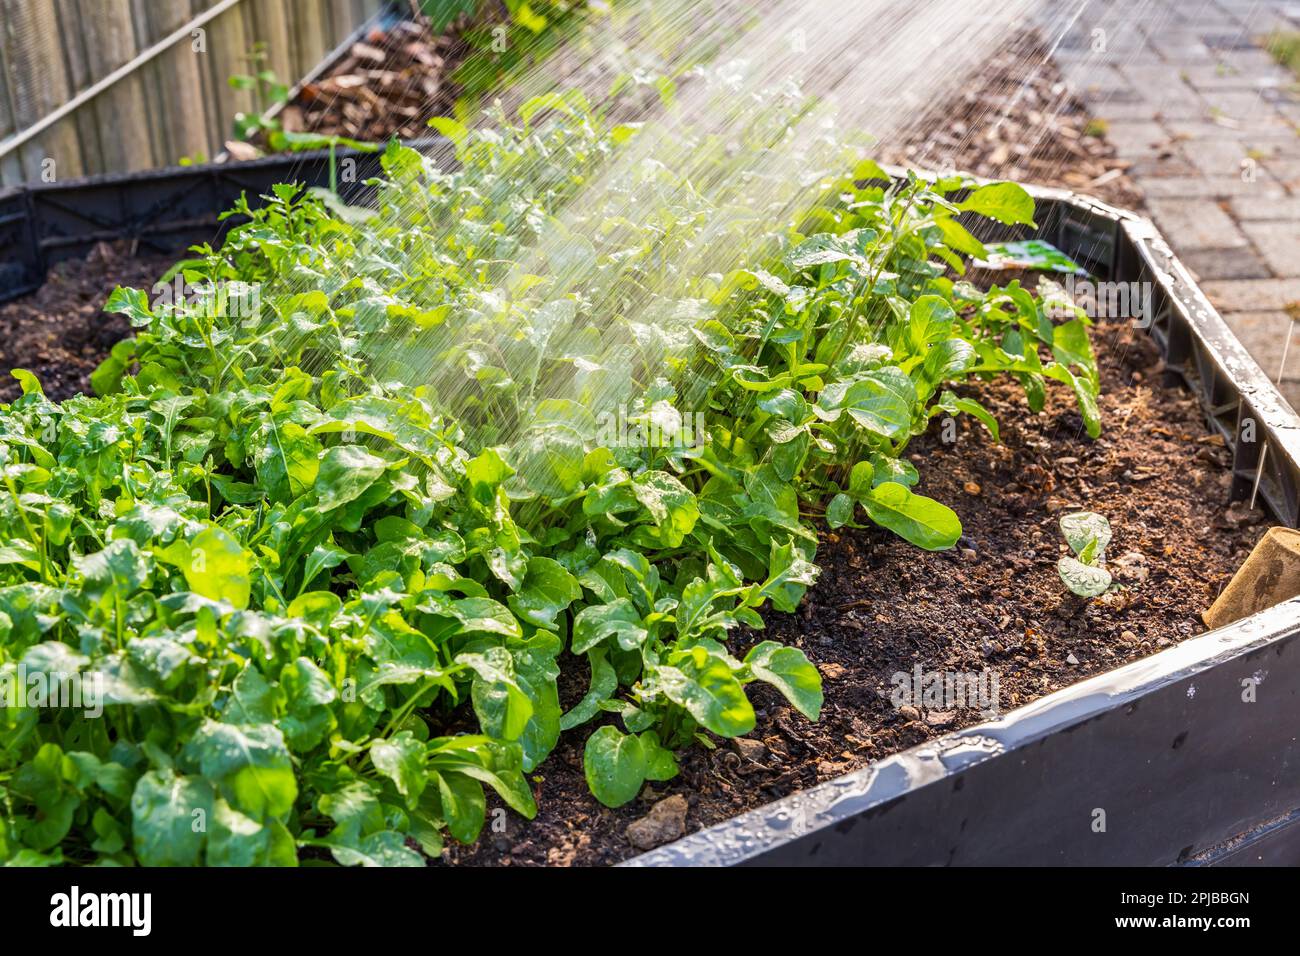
[3,157,1299,867]
[0,141,445,304]
[630,596,1300,866]
[628,182,1300,867]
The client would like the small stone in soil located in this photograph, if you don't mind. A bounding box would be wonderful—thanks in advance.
[1223,500,1263,527]
[625,795,688,850]
[1066,652,1080,665]
[732,737,767,762]
[1112,551,1150,584]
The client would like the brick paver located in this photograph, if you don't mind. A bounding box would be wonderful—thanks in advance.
[1201,278,1300,311]
[1145,198,1248,249]
[1055,0,1300,401]
[1179,247,1273,280]
[1240,221,1300,275]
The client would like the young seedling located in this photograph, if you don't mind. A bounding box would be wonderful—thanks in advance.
[1057,511,1113,598]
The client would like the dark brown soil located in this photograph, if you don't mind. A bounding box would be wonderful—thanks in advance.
[443,312,1267,866]
[0,242,173,403]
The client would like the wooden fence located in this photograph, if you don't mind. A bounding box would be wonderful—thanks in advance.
[0,0,381,187]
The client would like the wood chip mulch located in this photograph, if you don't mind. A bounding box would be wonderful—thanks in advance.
[884,31,1144,210]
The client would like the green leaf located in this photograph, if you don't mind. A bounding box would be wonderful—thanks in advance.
[744,641,823,720]
[826,493,855,529]
[1060,511,1112,558]
[226,664,278,723]
[279,657,337,751]
[937,391,1000,442]
[786,231,869,270]
[907,295,957,350]
[1052,317,1098,380]
[104,285,152,325]
[182,526,251,609]
[639,730,679,782]
[849,461,875,495]
[328,830,425,867]
[853,157,891,182]
[130,770,213,866]
[318,781,384,843]
[934,217,988,258]
[90,339,136,395]
[656,653,755,737]
[435,770,486,843]
[427,737,537,819]
[870,453,918,488]
[1044,363,1102,438]
[257,418,321,503]
[920,338,976,387]
[505,556,581,630]
[863,482,962,550]
[77,538,150,602]
[207,800,296,866]
[187,720,297,821]
[459,648,535,741]
[10,369,44,396]
[371,731,427,806]
[560,648,618,730]
[315,445,388,512]
[632,471,700,547]
[571,598,647,654]
[1058,556,1113,597]
[957,181,1036,226]
[825,367,917,439]
[583,725,646,808]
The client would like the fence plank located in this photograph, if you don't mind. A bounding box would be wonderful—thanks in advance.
[200,1,255,152]
[0,35,16,141]
[289,0,332,86]
[0,0,381,186]
[331,0,365,51]
[126,0,189,165]
[79,0,158,173]
[151,34,213,165]
[51,0,108,174]
[0,0,85,181]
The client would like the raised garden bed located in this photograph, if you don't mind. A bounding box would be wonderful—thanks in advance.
[2,1,1300,868]
[448,188,1300,866]
[447,297,1270,865]
[5,143,1294,868]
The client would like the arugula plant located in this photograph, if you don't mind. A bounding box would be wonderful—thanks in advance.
[0,85,1103,863]
[1057,511,1113,598]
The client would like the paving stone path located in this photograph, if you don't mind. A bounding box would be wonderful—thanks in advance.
[1052,0,1300,407]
